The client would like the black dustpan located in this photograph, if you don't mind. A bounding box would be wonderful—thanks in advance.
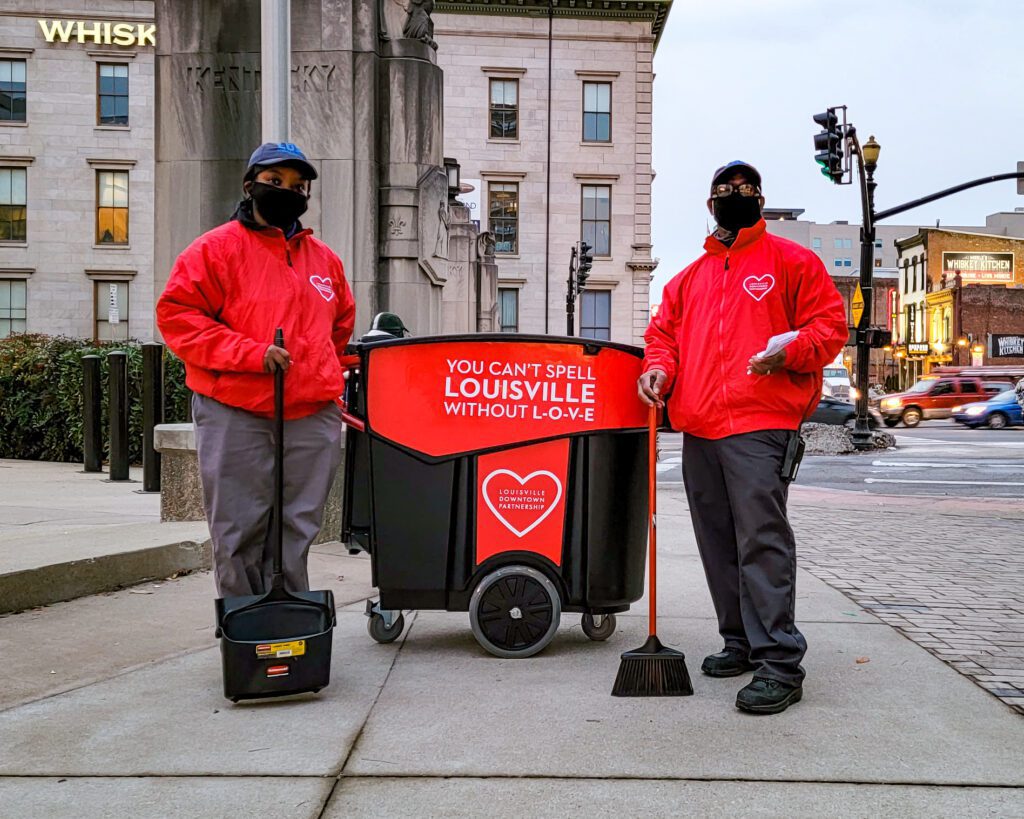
[215,329,336,703]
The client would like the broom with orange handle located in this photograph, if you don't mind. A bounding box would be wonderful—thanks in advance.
[611,403,694,697]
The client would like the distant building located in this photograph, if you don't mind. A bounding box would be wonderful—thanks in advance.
[894,228,1024,386]
[0,2,155,341]
[435,0,670,343]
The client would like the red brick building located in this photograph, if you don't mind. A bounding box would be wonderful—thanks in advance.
[895,229,1024,386]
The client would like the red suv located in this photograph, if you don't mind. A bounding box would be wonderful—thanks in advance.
[880,377,1012,427]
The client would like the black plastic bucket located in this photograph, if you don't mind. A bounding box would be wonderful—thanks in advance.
[215,590,335,702]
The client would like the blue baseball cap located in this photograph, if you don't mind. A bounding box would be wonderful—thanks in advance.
[711,160,761,191]
[245,142,318,181]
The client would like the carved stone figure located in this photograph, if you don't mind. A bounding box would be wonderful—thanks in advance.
[403,0,437,49]
[477,231,496,260]
[434,200,450,258]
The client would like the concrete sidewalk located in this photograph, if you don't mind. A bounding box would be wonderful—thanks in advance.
[0,460,210,613]
[1,486,1022,817]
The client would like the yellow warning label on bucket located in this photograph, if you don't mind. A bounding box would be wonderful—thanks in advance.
[255,640,306,659]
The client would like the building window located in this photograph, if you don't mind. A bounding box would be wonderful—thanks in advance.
[874,258,882,268]
[488,183,518,254]
[874,240,883,249]
[0,60,26,122]
[581,185,611,256]
[489,79,518,140]
[845,238,853,249]
[96,170,129,244]
[844,258,852,267]
[834,259,843,268]
[833,238,843,249]
[582,82,611,142]
[95,280,129,341]
[812,237,822,249]
[98,63,129,126]
[0,168,27,242]
[0,279,27,337]
[580,290,611,340]
[498,287,519,332]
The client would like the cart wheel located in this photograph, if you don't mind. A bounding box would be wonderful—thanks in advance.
[581,612,617,641]
[367,612,405,644]
[470,565,561,659]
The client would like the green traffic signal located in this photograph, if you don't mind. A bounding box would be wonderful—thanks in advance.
[812,107,844,183]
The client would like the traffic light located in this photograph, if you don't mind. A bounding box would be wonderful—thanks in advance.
[577,241,593,292]
[866,327,892,349]
[813,108,844,183]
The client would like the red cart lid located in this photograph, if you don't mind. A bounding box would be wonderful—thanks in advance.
[363,336,647,459]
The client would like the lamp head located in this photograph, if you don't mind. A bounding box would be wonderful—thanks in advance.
[862,135,881,170]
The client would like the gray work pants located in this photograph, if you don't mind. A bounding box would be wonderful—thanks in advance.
[192,394,344,598]
[682,430,806,685]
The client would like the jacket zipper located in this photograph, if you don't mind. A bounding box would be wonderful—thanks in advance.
[718,253,735,434]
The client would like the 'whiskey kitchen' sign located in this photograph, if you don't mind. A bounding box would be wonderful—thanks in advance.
[38,20,156,47]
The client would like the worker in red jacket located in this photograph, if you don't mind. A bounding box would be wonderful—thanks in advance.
[639,161,847,715]
[157,142,356,598]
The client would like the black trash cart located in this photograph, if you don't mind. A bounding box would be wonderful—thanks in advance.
[341,333,649,658]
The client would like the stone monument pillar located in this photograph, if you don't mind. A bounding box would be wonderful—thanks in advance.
[154,0,450,335]
[441,201,498,333]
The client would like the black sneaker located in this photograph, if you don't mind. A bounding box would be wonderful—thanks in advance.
[700,649,755,678]
[735,676,803,714]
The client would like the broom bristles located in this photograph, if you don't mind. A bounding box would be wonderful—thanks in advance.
[611,635,694,697]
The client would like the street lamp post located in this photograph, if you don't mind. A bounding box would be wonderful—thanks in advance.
[851,134,880,450]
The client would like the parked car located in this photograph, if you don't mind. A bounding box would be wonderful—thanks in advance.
[952,390,1024,429]
[879,376,1013,427]
[810,395,881,428]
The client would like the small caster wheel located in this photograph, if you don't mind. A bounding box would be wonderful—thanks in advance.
[581,612,617,641]
[367,611,405,643]
[470,565,561,658]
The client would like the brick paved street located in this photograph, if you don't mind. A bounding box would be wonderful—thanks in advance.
[788,496,1024,715]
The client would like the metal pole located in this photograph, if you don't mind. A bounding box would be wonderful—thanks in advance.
[261,0,291,142]
[108,351,130,481]
[851,134,876,450]
[566,245,577,335]
[82,355,102,472]
[142,342,164,492]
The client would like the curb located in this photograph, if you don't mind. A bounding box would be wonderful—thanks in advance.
[0,538,212,615]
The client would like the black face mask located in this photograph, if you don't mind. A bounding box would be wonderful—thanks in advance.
[712,193,762,233]
[250,182,309,230]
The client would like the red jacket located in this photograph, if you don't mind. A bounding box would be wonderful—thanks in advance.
[644,220,847,439]
[157,218,355,420]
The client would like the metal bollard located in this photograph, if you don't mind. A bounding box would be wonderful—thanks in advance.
[82,355,103,472]
[108,351,130,481]
[142,342,164,492]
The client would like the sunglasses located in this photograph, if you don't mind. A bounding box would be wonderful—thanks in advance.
[710,183,760,199]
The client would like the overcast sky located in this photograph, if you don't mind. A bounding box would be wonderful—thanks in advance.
[649,0,1024,295]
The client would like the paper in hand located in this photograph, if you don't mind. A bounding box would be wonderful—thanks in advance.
[748,331,799,374]
[755,331,799,361]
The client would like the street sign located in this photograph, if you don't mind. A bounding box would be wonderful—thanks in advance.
[851,284,865,328]
[1018,161,1024,195]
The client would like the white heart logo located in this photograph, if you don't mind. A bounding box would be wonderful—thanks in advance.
[743,274,775,302]
[481,469,563,539]
[309,275,335,302]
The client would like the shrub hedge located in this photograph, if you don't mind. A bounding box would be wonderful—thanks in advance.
[0,334,190,464]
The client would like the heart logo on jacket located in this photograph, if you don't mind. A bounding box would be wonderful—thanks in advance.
[309,276,335,302]
[743,274,775,302]
[481,469,563,538]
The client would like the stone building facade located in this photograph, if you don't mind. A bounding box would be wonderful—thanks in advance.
[435,1,667,344]
[0,1,155,341]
